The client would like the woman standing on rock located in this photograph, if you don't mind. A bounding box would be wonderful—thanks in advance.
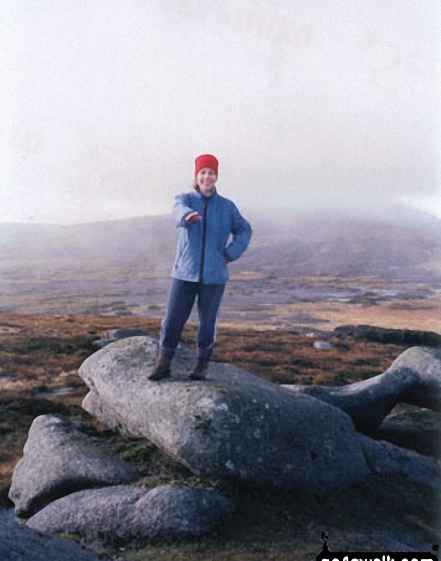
[149,154,252,381]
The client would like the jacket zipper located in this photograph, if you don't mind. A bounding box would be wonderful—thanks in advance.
[199,198,208,283]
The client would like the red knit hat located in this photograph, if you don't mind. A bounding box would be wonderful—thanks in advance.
[195,154,219,177]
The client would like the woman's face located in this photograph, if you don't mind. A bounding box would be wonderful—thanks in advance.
[196,167,217,195]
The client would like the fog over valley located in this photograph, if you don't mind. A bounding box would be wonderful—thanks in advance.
[1,0,439,330]
[1,201,440,333]
[1,0,439,224]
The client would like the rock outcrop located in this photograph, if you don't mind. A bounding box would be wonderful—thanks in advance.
[79,337,441,491]
[8,336,441,553]
[283,346,441,432]
[9,414,138,518]
[332,325,441,347]
[80,336,371,492]
[27,484,235,546]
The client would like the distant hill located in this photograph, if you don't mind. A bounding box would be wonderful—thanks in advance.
[1,203,440,283]
[0,216,175,270]
[240,208,441,281]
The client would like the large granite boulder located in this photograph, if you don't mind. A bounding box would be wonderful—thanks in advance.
[79,336,370,493]
[9,414,138,518]
[283,346,441,432]
[27,484,235,546]
[0,508,108,561]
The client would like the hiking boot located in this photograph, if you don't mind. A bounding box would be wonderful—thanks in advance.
[188,357,209,380]
[148,356,171,381]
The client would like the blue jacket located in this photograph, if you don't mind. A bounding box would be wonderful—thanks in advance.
[172,189,252,285]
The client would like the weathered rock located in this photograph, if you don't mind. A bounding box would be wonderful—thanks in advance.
[92,328,150,348]
[282,346,441,432]
[360,436,441,490]
[375,410,441,458]
[282,372,414,433]
[388,346,441,410]
[0,508,108,561]
[79,336,369,493]
[27,484,235,546]
[9,414,138,518]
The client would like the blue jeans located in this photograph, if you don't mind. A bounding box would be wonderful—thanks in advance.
[160,279,226,360]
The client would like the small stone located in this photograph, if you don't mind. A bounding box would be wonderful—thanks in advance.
[313,341,334,349]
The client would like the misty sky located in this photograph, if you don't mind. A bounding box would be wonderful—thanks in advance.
[1,0,440,223]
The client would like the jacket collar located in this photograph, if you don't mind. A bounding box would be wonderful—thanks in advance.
[195,187,217,201]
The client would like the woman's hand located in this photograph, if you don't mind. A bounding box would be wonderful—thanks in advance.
[185,212,202,223]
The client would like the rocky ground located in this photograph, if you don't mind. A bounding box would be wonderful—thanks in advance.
[0,312,440,560]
